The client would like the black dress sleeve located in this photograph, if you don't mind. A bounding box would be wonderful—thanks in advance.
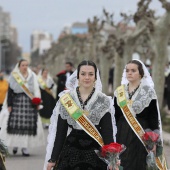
[99,112,114,144]
[7,87,15,107]
[114,97,123,123]
[148,99,159,130]
[50,114,68,161]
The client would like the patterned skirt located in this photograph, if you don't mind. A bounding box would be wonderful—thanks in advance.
[55,129,107,170]
[7,93,38,136]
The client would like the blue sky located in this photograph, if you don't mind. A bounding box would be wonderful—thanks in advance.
[0,0,165,52]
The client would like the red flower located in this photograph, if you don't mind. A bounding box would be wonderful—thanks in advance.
[142,132,159,142]
[32,97,41,105]
[101,143,124,157]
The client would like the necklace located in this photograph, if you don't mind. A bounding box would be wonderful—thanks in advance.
[76,87,95,110]
[127,84,140,100]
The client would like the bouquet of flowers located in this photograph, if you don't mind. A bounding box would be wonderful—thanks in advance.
[95,142,126,170]
[31,97,42,105]
[142,129,162,170]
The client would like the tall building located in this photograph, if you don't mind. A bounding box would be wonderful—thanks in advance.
[31,30,53,54]
[10,26,18,43]
[0,6,21,72]
[71,22,88,35]
[0,8,11,40]
[58,22,88,40]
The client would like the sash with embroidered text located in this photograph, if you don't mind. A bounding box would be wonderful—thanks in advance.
[60,93,104,147]
[38,77,54,97]
[117,85,168,170]
[12,72,34,99]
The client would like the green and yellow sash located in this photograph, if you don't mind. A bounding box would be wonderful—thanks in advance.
[60,93,104,147]
[12,72,34,99]
[38,77,54,97]
[117,85,168,170]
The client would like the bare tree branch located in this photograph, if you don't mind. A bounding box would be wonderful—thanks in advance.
[120,12,133,24]
[159,0,170,11]
[133,0,154,23]
[102,8,115,26]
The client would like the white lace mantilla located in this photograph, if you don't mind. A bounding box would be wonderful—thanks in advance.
[43,89,116,170]
[59,89,111,129]
[132,85,157,114]
[9,74,35,94]
[115,85,157,114]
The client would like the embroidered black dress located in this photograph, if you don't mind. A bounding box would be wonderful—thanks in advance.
[0,71,44,148]
[7,88,38,136]
[48,90,114,170]
[114,85,159,170]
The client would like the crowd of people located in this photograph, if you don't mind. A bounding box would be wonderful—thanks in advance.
[0,58,169,170]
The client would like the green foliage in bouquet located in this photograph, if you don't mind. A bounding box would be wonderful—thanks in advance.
[156,145,163,157]
[119,166,123,170]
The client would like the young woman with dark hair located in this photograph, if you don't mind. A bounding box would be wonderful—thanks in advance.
[0,59,44,156]
[44,60,117,170]
[114,59,167,170]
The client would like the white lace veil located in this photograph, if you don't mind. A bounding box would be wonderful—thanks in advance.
[121,59,154,88]
[1,62,39,110]
[65,68,116,139]
[65,69,102,91]
[120,59,163,144]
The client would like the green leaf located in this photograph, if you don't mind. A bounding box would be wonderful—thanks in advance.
[156,145,163,157]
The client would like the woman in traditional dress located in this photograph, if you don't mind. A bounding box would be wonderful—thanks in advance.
[0,59,44,156]
[38,68,56,128]
[44,60,117,170]
[114,59,166,170]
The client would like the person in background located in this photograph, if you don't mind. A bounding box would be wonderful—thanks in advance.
[56,62,73,101]
[0,59,44,156]
[108,64,114,95]
[38,68,56,128]
[0,72,8,168]
[164,62,170,114]
[0,71,8,111]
